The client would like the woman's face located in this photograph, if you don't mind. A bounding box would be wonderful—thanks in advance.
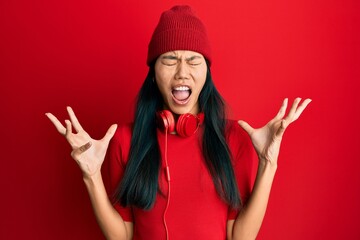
[154,50,207,115]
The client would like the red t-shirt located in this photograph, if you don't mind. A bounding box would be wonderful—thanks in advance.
[107,120,257,240]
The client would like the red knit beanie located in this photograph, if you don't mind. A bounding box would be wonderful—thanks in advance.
[147,5,212,66]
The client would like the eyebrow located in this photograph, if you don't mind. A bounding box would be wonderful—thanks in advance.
[161,55,202,61]
[161,55,178,60]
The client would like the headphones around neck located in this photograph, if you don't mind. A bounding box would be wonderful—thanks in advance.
[156,109,205,239]
[156,110,204,137]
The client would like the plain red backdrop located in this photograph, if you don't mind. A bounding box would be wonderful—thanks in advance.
[1,0,359,239]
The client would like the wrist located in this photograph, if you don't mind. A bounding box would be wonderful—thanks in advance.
[83,170,103,186]
[257,158,277,176]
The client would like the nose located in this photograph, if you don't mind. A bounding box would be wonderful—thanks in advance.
[175,61,190,80]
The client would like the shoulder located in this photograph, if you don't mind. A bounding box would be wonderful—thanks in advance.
[225,119,255,164]
[112,122,133,143]
[108,122,133,166]
[225,120,257,205]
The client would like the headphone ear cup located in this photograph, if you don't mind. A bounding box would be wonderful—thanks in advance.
[156,110,175,133]
[176,113,201,137]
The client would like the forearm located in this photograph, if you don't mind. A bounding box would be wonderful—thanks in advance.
[231,160,277,240]
[83,171,132,240]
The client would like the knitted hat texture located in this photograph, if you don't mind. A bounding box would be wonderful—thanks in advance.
[147,5,212,66]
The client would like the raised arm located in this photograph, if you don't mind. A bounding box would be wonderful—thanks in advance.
[227,98,311,240]
[46,107,133,240]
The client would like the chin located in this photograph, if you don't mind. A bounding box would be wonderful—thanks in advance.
[170,106,198,116]
[164,98,198,115]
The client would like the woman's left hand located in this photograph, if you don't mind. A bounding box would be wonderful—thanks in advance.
[238,98,311,167]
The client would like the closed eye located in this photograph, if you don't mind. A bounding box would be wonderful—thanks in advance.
[161,56,178,66]
[162,61,177,66]
[188,61,202,66]
[186,56,203,66]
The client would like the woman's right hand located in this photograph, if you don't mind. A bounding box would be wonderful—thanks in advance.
[46,106,117,178]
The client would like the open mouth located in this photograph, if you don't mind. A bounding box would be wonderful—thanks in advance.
[172,86,192,104]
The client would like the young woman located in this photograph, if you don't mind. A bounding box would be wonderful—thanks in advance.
[46,5,311,240]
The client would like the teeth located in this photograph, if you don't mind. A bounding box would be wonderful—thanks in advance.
[174,86,190,91]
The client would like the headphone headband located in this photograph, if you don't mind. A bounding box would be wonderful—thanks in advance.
[156,110,204,137]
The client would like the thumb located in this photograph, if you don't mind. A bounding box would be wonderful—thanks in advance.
[238,120,254,135]
[101,124,118,143]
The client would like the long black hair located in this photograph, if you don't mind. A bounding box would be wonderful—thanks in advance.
[114,62,241,210]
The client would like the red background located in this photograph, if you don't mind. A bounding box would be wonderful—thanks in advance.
[1,0,359,239]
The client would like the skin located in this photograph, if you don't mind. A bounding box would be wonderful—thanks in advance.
[154,50,207,116]
[45,109,132,240]
[228,97,311,239]
[46,50,311,240]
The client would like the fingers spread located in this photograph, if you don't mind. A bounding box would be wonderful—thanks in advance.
[45,113,66,135]
[293,98,312,121]
[275,98,288,120]
[65,120,73,138]
[101,124,118,143]
[67,106,84,133]
[285,97,302,123]
[238,120,254,135]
